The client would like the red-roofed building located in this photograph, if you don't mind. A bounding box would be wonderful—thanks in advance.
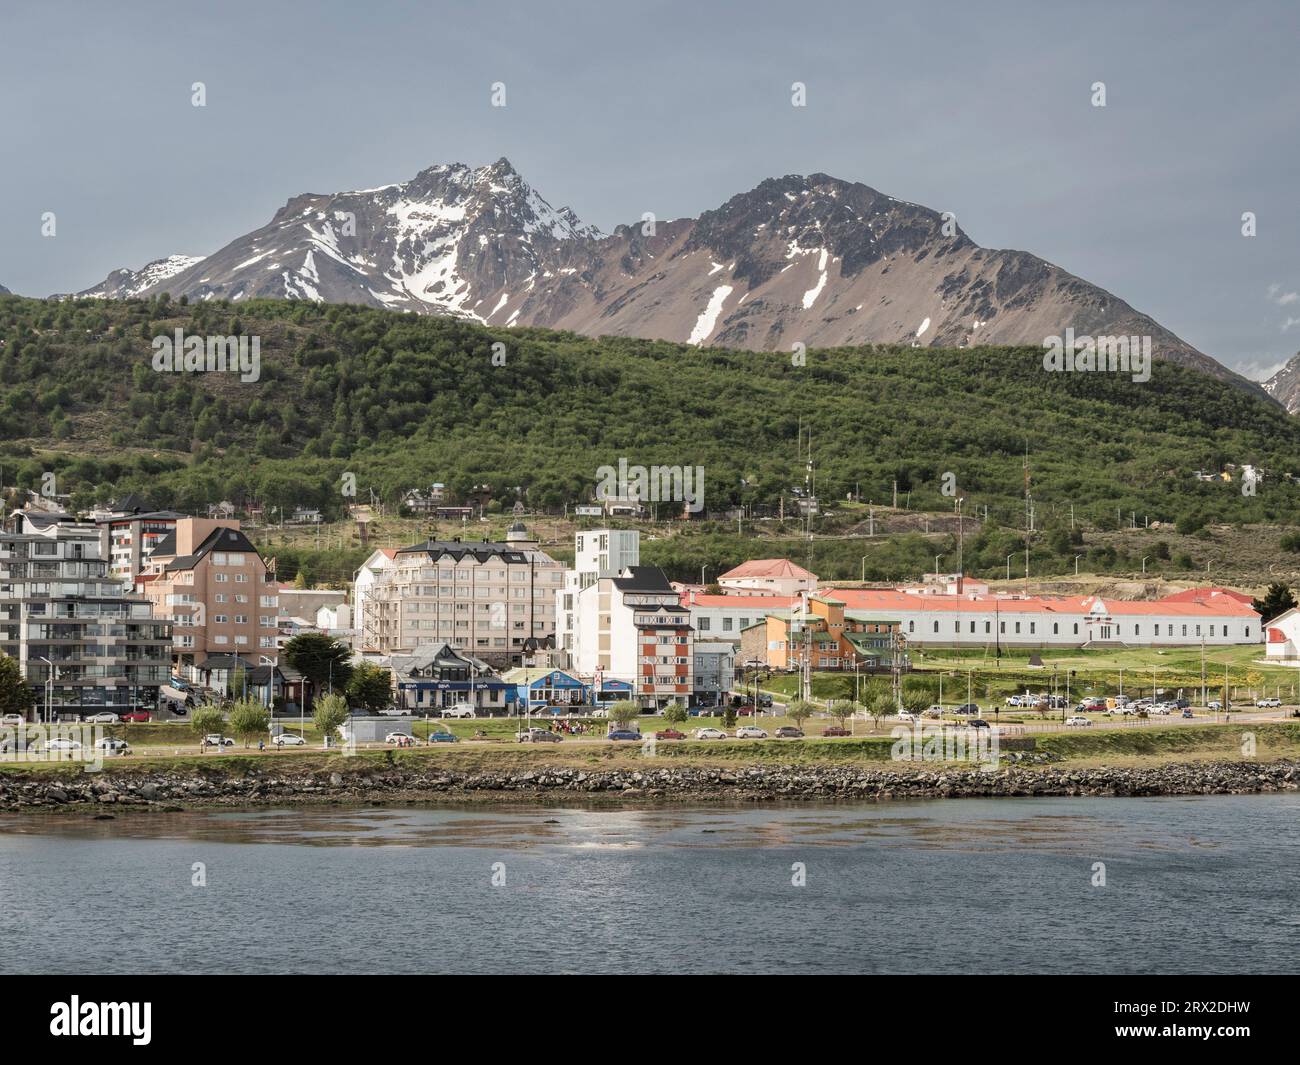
[684,590,800,641]
[821,587,1260,648]
[1158,587,1254,606]
[717,558,817,597]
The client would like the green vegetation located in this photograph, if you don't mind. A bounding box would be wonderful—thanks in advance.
[3,293,1300,586]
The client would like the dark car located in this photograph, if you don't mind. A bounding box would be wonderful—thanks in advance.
[953,703,979,716]
[775,726,804,738]
[968,719,991,729]
[654,728,686,740]
[608,729,642,741]
[822,726,851,737]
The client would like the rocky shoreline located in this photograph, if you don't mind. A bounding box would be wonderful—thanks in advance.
[1,757,1298,811]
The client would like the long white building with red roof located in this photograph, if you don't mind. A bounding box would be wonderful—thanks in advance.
[823,587,1260,648]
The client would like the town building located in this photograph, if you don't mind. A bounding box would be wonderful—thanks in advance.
[0,528,172,718]
[358,523,563,668]
[568,564,693,709]
[94,500,187,586]
[135,518,280,674]
[389,643,514,714]
[685,591,799,642]
[821,587,1260,648]
[692,641,736,706]
[763,594,903,671]
[1264,608,1300,660]
[555,528,640,660]
[717,558,818,597]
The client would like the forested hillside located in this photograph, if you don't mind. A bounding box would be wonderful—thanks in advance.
[0,292,1295,536]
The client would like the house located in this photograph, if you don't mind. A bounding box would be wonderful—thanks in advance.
[403,484,448,514]
[390,643,515,715]
[764,595,903,672]
[717,558,818,598]
[1264,608,1300,659]
[503,667,588,712]
[692,641,736,706]
[290,507,323,525]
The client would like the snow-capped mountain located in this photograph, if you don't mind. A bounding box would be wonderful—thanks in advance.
[76,158,1258,396]
[1263,353,1300,413]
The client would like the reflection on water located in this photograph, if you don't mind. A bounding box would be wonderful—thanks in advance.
[0,794,1293,975]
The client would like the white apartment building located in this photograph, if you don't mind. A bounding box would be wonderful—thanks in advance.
[716,558,817,597]
[555,528,639,659]
[569,565,693,709]
[359,523,564,668]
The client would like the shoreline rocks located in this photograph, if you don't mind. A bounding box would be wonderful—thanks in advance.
[0,758,1297,811]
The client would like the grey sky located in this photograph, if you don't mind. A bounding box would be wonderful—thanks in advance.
[3,0,1296,377]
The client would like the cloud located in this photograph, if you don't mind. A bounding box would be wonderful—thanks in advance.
[1282,316,1300,333]
[1268,283,1299,306]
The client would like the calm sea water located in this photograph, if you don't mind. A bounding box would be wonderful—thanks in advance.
[2,795,1297,974]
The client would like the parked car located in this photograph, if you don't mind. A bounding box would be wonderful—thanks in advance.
[607,729,642,741]
[0,713,24,725]
[775,726,804,738]
[273,733,306,746]
[386,733,417,747]
[590,708,610,719]
[120,711,151,723]
[1181,708,1195,719]
[42,738,82,752]
[953,703,980,716]
[441,703,476,719]
[516,728,563,743]
[86,712,119,723]
[1208,700,1223,710]
[653,728,686,740]
[967,719,991,729]
[735,725,768,739]
[377,706,408,716]
[427,730,459,743]
[201,734,234,748]
[96,738,130,752]
[822,725,851,737]
[895,711,917,724]
[925,705,945,718]
[693,727,728,739]
[1256,697,1281,708]
[1065,716,1092,727]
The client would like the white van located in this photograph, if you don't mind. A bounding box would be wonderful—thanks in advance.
[441,703,477,719]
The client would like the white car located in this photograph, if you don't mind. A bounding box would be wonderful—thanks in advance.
[895,711,917,723]
[86,712,120,723]
[0,714,24,725]
[693,727,728,739]
[377,707,408,716]
[1208,700,1223,710]
[42,738,82,751]
[97,738,130,752]
[590,708,610,719]
[441,703,476,719]
[1065,716,1092,727]
[273,733,306,746]
[1256,697,1281,708]
[925,705,945,718]
[735,725,768,739]
[202,734,235,748]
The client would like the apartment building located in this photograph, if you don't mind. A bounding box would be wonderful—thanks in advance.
[96,506,186,586]
[359,523,564,669]
[0,528,171,717]
[555,528,640,659]
[692,641,736,706]
[570,565,693,709]
[135,518,279,673]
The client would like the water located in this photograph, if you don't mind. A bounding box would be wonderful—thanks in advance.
[2,794,1297,974]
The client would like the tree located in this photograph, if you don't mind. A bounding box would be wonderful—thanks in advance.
[663,703,688,725]
[1252,582,1297,625]
[228,699,270,748]
[786,699,815,730]
[346,662,392,714]
[283,632,354,707]
[608,700,639,729]
[312,692,349,748]
[191,705,225,743]
[869,691,896,729]
[902,690,930,715]
[0,655,34,719]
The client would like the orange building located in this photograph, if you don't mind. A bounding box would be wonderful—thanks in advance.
[764,594,902,671]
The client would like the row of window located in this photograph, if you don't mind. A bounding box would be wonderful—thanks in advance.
[912,618,1251,638]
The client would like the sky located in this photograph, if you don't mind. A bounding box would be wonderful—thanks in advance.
[2,0,1297,378]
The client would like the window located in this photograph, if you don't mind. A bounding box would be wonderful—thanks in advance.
[1052,623,1058,635]
[932,621,939,633]
[699,618,710,631]
[1014,622,1021,634]
[1134,625,1140,636]
[723,618,733,632]
[1029,622,1035,635]
[908,620,915,633]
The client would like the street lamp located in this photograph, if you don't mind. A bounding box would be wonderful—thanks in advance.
[861,555,868,582]
[1074,554,1082,577]
[1006,554,1013,582]
[1141,556,1149,575]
